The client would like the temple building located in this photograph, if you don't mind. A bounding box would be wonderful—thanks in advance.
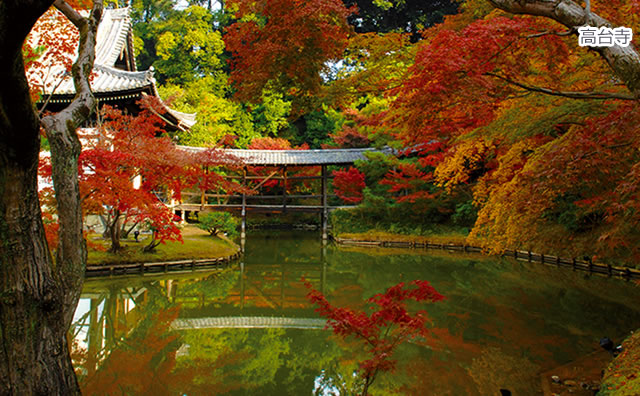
[29,7,195,132]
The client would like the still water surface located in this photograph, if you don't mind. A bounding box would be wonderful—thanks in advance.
[72,231,640,395]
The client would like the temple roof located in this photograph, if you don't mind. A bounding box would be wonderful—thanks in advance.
[29,7,196,131]
[94,7,134,67]
[50,65,153,97]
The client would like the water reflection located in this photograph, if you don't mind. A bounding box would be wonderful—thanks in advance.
[72,231,640,395]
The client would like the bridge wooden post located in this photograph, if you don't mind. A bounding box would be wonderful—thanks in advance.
[321,165,328,242]
[241,167,247,247]
[282,165,287,213]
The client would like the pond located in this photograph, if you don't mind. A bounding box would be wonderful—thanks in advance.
[72,230,640,395]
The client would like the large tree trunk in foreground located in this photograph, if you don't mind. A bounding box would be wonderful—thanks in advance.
[0,0,102,394]
[488,0,640,98]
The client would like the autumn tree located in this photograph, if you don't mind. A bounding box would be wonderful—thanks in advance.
[306,280,444,395]
[373,0,640,262]
[332,167,366,204]
[73,100,242,252]
[224,0,354,109]
[0,0,103,393]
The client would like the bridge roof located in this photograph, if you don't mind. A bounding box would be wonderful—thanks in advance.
[180,146,393,166]
[172,316,328,330]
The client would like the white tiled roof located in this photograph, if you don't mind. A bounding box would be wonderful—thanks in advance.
[51,65,153,96]
[180,146,394,166]
[166,108,198,129]
[94,7,132,66]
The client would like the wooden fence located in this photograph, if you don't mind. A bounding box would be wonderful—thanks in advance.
[86,251,241,278]
[333,238,640,281]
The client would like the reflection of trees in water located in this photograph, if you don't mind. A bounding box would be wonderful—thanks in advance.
[69,232,640,395]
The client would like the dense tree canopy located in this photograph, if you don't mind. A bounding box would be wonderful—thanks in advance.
[6,0,640,392]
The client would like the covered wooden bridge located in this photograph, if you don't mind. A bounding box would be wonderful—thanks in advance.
[174,147,392,240]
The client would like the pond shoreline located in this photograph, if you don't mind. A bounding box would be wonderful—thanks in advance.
[85,250,242,278]
[333,236,640,281]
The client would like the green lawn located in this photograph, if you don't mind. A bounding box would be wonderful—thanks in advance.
[87,225,239,265]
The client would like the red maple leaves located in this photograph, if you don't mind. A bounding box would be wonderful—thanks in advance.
[332,167,366,204]
[306,280,444,395]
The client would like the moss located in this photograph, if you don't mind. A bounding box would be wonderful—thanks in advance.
[87,225,238,265]
[599,330,640,395]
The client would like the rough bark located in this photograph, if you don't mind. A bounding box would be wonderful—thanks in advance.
[0,0,102,394]
[488,0,640,98]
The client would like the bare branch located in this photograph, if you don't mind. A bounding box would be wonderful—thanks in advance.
[53,0,85,27]
[526,29,573,38]
[485,72,637,100]
[37,71,70,117]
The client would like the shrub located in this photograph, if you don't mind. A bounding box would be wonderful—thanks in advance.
[197,212,239,238]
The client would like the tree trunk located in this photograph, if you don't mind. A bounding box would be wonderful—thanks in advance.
[0,0,102,393]
[108,211,122,252]
[0,1,80,392]
[143,231,160,252]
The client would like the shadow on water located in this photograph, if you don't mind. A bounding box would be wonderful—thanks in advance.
[72,230,640,395]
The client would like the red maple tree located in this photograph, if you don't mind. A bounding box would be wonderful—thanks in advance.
[40,98,243,253]
[306,280,444,395]
[332,167,366,204]
[224,0,354,108]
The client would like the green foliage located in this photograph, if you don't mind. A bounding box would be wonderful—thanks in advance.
[343,0,458,41]
[197,212,239,238]
[452,201,477,227]
[542,194,603,234]
[159,78,259,147]
[251,90,292,137]
[355,152,399,194]
[291,108,345,148]
[133,4,227,85]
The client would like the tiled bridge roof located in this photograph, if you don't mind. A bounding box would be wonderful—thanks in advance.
[180,146,394,166]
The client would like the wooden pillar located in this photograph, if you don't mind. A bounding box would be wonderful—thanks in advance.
[321,165,328,242]
[86,298,102,376]
[321,244,327,295]
[282,165,287,212]
[240,261,245,310]
[241,167,247,246]
[280,262,285,310]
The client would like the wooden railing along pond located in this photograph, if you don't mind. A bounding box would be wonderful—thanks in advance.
[86,251,241,278]
[333,237,640,281]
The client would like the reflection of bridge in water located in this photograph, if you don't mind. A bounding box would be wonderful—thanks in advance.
[72,234,333,380]
[73,249,331,375]
[172,316,327,330]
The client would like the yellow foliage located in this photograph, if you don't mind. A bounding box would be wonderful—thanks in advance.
[434,138,495,192]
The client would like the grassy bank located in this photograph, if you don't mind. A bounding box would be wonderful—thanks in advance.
[87,225,239,265]
[334,226,469,246]
[599,331,640,395]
